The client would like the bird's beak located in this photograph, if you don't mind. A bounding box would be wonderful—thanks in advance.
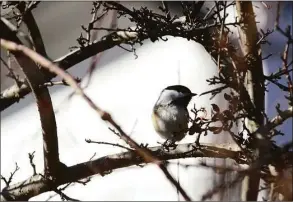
[191,93,197,97]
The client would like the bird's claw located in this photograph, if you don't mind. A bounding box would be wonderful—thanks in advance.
[161,139,177,151]
[139,143,149,148]
[192,139,201,150]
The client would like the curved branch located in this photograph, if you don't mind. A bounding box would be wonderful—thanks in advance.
[0,142,241,201]
[0,21,60,177]
[0,30,140,111]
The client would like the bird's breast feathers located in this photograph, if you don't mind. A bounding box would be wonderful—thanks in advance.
[152,105,189,140]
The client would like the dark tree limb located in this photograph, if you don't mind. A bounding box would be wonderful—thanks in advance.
[0,142,241,201]
[235,1,265,201]
[0,21,60,177]
[16,1,48,57]
[0,28,142,111]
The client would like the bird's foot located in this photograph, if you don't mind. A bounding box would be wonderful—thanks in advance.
[139,143,149,148]
[161,139,177,151]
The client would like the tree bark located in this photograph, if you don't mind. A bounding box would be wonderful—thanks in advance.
[235,1,265,201]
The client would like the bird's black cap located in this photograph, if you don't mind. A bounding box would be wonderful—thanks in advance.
[165,85,197,96]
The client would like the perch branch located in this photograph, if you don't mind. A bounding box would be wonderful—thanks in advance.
[1,142,241,201]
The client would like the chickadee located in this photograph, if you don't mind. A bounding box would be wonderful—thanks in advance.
[152,85,197,143]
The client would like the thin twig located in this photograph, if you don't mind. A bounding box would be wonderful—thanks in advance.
[1,53,22,88]
[28,151,37,176]
[216,1,227,72]
[0,163,19,187]
[201,171,245,200]
[53,187,80,201]
[281,26,293,97]
[161,1,171,19]
[85,139,133,151]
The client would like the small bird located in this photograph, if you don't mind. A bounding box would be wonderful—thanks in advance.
[152,85,197,144]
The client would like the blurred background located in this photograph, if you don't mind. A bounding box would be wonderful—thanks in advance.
[1,1,292,201]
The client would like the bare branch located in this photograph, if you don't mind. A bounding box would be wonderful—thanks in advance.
[202,171,245,200]
[235,1,265,200]
[0,142,241,201]
[254,106,292,136]
[0,28,140,111]
[28,151,37,176]
[0,17,34,48]
[16,1,47,57]
[216,1,227,72]
[42,77,81,87]
[1,24,60,177]
[0,163,19,187]
[1,52,22,88]
[201,140,292,201]
[85,139,133,151]
[280,26,293,98]
[160,1,171,19]
[52,187,80,201]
